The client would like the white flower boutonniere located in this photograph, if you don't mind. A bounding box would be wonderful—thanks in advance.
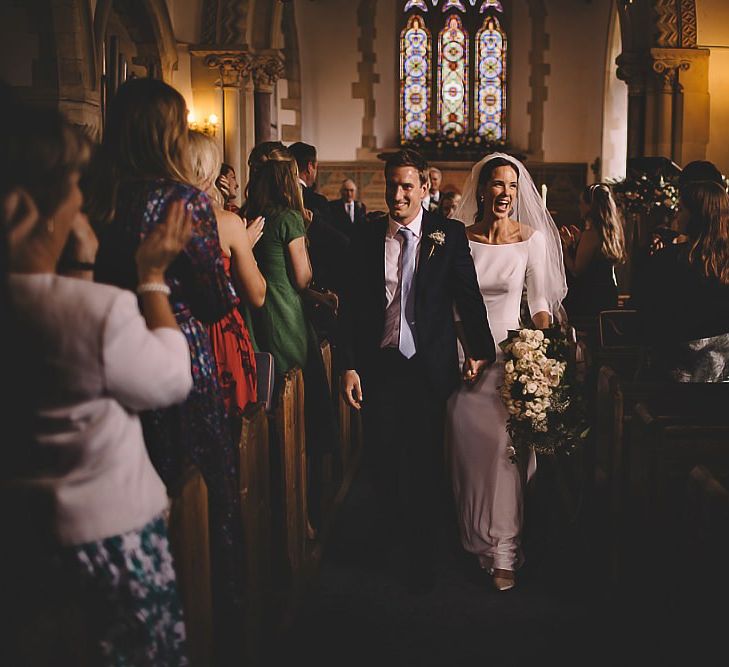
[427,230,446,259]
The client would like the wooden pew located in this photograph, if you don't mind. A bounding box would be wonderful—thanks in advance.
[680,465,729,643]
[238,402,271,665]
[595,368,729,585]
[272,367,308,582]
[595,309,641,381]
[318,339,337,510]
[167,465,213,667]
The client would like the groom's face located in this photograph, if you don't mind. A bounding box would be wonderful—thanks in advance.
[385,166,428,225]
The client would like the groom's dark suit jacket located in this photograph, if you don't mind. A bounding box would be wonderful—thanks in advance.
[339,210,495,399]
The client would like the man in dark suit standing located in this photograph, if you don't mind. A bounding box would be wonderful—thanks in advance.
[329,178,367,238]
[338,149,495,593]
[289,141,349,299]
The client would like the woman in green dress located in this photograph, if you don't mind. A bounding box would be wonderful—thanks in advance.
[246,150,312,375]
[246,150,338,531]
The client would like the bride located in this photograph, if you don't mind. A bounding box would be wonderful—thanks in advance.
[447,153,567,592]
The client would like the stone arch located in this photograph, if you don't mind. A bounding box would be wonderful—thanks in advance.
[94,0,178,83]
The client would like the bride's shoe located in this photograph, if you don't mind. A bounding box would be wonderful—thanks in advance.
[491,568,515,592]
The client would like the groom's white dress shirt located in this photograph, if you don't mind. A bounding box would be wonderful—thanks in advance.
[381,208,423,349]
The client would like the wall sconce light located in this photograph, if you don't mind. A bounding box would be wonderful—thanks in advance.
[187,111,219,137]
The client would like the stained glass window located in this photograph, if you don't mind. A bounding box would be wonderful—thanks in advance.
[475,14,506,140]
[400,14,432,140]
[438,14,468,135]
[404,0,429,11]
[481,0,504,12]
[441,0,466,12]
[399,0,508,143]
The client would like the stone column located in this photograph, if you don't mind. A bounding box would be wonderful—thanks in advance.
[652,47,709,165]
[204,53,251,183]
[616,53,647,160]
[252,54,285,145]
[650,49,691,162]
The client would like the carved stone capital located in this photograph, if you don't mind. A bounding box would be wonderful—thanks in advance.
[190,49,252,87]
[650,48,691,91]
[251,55,285,93]
[204,52,251,87]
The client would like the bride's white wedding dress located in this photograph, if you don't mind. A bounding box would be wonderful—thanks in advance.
[447,230,549,572]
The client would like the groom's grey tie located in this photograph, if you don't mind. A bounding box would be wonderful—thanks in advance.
[398,226,417,358]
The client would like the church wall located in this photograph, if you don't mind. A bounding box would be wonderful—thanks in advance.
[294,0,614,171]
[0,3,39,87]
[541,0,612,168]
[697,0,729,175]
[373,0,398,152]
[296,0,363,160]
[507,0,531,156]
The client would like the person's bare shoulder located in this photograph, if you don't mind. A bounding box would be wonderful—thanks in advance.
[215,206,245,232]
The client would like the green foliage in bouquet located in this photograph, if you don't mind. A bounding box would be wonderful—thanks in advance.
[499,326,590,463]
[400,130,507,159]
[608,173,679,216]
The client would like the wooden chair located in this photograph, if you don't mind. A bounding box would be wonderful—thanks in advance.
[238,402,271,665]
[273,368,307,581]
[167,465,213,667]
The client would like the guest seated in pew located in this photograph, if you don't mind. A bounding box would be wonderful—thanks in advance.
[89,78,247,663]
[632,180,729,382]
[560,183,626,320]
[0,102,194,665]
[188,130,265,423]
[247,150,338,532]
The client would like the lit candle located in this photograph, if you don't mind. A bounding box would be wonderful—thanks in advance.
[541,183,548,207]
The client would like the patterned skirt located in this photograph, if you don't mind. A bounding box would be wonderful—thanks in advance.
[69,514,188,666]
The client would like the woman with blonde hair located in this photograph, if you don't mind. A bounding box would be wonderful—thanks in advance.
[91,78,245,663]
[560,182,626,319]
[187,129,265,419]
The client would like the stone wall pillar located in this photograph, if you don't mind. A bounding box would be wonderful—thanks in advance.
[616,47,709,165]
[616,53,647,160]
[194,51,251,189]
[252,54,285,145]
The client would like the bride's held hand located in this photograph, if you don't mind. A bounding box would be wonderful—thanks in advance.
[462,358,488,386]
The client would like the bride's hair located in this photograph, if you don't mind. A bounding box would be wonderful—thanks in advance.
[475,156,519,224]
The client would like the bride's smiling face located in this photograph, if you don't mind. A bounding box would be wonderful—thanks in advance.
[479,165,518,221]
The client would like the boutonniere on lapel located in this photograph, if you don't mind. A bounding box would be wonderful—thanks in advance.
[427,230,446,259]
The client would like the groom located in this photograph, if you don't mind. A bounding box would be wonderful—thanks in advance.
[339,149,495,593]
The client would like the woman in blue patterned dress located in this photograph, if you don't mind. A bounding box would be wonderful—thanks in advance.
[90,78,245,663]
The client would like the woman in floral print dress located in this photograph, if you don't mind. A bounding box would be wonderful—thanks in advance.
[91,78,246,664]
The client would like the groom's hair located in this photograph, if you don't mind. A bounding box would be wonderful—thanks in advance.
[385,149,429,186]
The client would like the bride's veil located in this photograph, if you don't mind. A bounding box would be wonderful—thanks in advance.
[452,152,568,322]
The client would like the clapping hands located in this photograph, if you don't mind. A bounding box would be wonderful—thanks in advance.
[559,224,582,250]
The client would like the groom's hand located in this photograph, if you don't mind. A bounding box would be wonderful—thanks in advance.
[342,370,363,410]
[462,358,489,386]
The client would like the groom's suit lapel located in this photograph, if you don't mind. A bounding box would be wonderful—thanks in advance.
[416,212,436,300]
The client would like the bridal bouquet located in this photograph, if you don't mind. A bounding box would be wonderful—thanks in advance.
[500,327,589,464]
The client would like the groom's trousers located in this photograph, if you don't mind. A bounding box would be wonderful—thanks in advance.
[361,348,447,568]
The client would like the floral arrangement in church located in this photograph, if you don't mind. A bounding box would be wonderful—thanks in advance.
[500,327,589,464]
[609,173,679,216]
[400,130,506,157]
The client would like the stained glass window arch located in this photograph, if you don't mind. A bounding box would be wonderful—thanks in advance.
[400,0,507,143]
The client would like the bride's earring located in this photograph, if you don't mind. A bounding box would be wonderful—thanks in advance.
[46,218,55,234]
